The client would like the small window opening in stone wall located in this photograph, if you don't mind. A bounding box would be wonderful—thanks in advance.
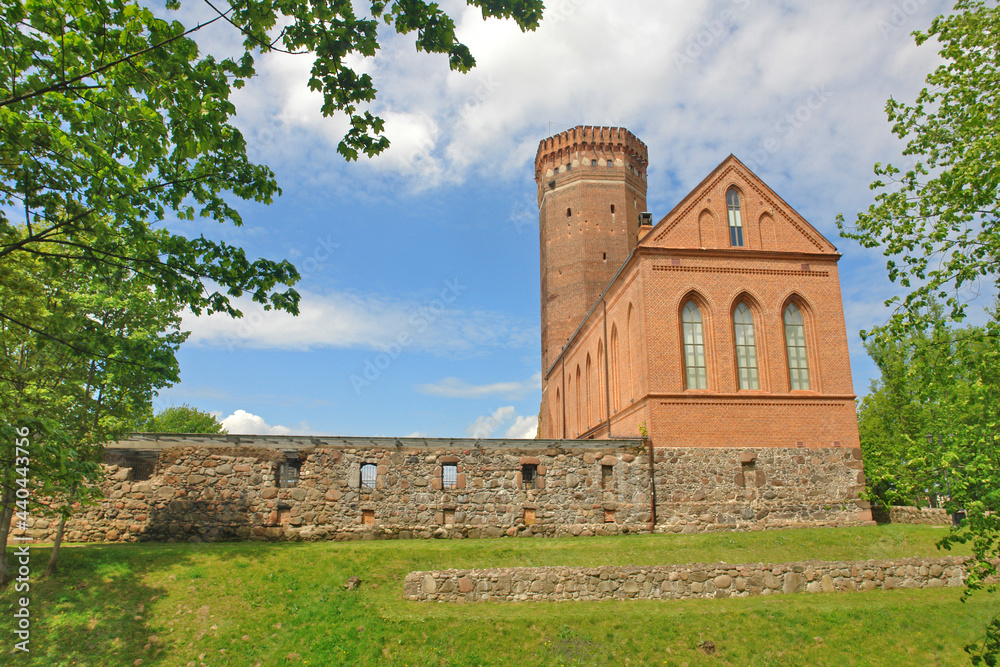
[566,207,572,217]
[524,508,535,525]
[741,461,755,488]
[610,204,615,214]
[362,509,374,525]
[521,464,537,489]
[443,508,455,525]
[601,465,614,489]
[277,453,301,488]
[103,449,159,481]
[442,463,457,489]
[604,509,615,523]
[360,463,376,489]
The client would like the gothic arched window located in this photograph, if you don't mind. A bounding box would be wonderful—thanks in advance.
[597,340,605,420]
[566,373,573,436]
[555,388,562,437]
[575,364,582,433]
[727,188,744,247]
[586,354,593,428]
[682,301,708,389]
[784,303,810,390]
[733,302,759,390]
[610,325,620,411]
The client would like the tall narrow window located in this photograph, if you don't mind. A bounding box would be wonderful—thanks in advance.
[597,340,605,420]
[626,304,635,399]
[610,326,620,411]
[733,302,760,390]
[586,354,593,428]
[682,301,708,389]
[278,454,301,488]
[442,463,457,489]
[360,463,376,489]
[601,465,614,489]
[555,388,562,438]
[566,374,573,437]
[521,464,538,489]
[575,365,582,434]
[727,188,744,247]
[784,303,810,390]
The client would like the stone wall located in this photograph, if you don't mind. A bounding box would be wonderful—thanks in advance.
[20,447,285,543]
[884,506,951,526]
[404,556,969,602]
[10,435,872,544]
[652,446,869,532]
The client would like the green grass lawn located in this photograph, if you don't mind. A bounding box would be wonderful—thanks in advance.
[1,525,994,666]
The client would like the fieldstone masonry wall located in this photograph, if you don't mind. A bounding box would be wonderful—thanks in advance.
[886,506,951,525]
[653,446,868,532]
[404,557,969,602]
[11,435,872,544]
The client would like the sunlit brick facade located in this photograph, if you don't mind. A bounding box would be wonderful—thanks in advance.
[537,126,860,450]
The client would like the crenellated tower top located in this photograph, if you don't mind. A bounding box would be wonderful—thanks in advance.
[534,125,648,192]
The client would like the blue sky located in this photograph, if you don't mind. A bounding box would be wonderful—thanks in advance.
[153,0,989,437]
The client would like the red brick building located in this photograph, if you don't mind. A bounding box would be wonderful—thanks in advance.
[536,126,860,450]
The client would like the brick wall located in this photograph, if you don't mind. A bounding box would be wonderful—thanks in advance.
[536,126,648,379]
[537,143,860,452]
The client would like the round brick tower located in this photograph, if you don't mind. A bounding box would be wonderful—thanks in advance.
[536,126,649,381]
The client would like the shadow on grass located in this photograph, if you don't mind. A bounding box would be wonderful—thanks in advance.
[0,539,287,667]
[0,543,182,666]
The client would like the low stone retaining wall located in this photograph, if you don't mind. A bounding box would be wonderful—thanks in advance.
[886,506,951,525]
[403,556,969,602]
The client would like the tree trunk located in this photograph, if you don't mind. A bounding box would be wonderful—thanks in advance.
[0,482,15,588]
[44,513,66,577]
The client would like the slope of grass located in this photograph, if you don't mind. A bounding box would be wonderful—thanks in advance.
[1,525,993,666]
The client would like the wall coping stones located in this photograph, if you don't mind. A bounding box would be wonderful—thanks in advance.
[404,556,972,602]
[114,434,645,451]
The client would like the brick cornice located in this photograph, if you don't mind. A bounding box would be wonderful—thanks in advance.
[650,392,857,403]
[637,244,841,264]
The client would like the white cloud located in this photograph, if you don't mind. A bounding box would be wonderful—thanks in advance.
[467,406,516,438]
[417,372,541,399]
[221,410,292,435]
[404,431,429,438]
[466,406,537,439]
[159,0,952,210]
[504,415,538,439]
[182,288,537,353]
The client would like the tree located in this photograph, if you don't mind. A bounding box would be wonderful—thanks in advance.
[0,240,185,583]
[837,0,999,332]
[857,304,987,508]
[0,0,542,321]
[143,404,227,434]
[0,0,542,581]
[838,1,1000,661]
